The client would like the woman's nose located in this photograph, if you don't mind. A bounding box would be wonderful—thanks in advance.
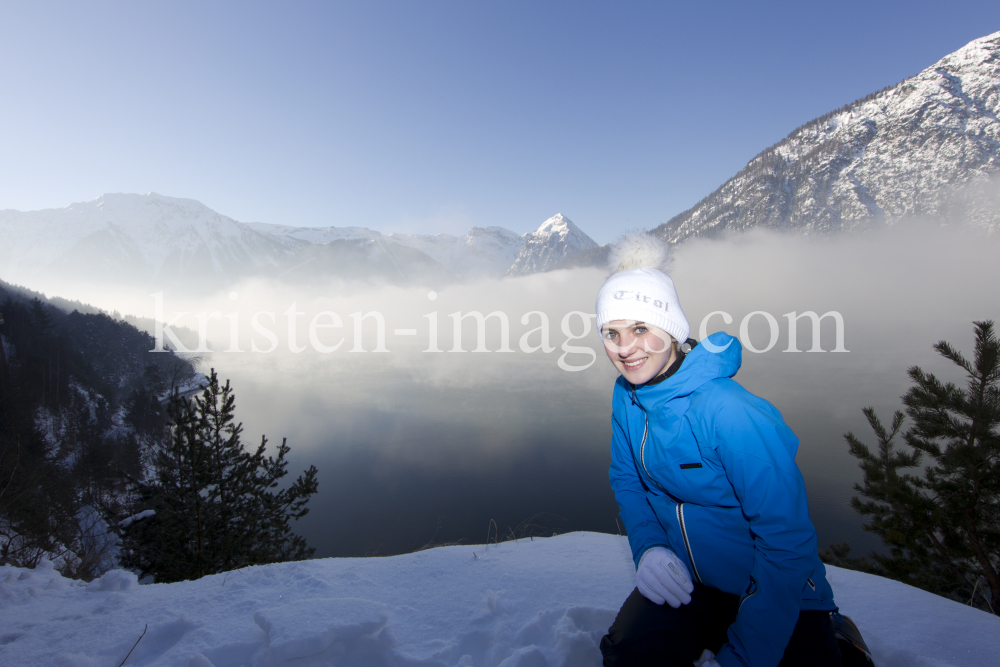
[617,335,637,355]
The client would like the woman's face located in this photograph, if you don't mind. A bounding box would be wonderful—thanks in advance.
[602,320,676,385]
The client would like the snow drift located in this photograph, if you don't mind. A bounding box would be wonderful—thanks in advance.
[1,532,996,667]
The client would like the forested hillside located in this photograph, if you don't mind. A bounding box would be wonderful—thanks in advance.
[0,280,197,578]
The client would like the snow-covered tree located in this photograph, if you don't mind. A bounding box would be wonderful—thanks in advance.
[118,369,318,582]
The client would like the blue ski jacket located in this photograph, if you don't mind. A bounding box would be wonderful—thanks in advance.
[609,332,837,667]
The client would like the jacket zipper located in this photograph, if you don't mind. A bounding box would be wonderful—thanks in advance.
[634,392,665,493]
[639,419,664,491]
[676,503,703,584]
[634,387,701,584]
[738,576,757,612]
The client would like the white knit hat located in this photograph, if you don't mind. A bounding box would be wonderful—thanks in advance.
[595,232,689,343]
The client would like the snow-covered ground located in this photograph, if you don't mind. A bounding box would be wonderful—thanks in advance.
[1,532,996,667]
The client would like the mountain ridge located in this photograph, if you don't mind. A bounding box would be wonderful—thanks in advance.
[0,192,299,288]
[0,193,597,288]
[652,30,1000,243]
[9,30,994,285]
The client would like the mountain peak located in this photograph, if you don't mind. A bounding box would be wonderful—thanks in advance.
[532,213,572,236]
[654,30,1000,242]
[506,214,598,276]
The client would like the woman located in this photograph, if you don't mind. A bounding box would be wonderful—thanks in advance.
[595,233,841,667]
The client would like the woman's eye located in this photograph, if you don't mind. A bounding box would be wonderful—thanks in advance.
[634,327,647,335]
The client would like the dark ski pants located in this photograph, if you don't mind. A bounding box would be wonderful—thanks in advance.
[600,585,841,667]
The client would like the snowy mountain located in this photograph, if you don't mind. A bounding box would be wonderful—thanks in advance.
[276,237,451,285]
[244,221,526,279]
[389,226,525,279]
[655,30,1000,243]
[0,193,455,289]
[0,194,590,287]
[0,193,299,290]
[2,532,998,667]
[244,221,380,245]
[505,213,600,276]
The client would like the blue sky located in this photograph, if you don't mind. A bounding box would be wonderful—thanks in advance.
[1,1,997,243]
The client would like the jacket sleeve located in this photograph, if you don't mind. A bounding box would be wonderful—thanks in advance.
[711,393,818,667]
[608,383,669,569]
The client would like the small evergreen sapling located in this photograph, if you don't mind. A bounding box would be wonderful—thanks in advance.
[842,321,999,614]
[119,369,318,582]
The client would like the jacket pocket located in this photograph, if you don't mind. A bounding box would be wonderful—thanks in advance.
[676,503,756,597]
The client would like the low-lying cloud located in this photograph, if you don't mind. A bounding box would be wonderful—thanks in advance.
[18,221,998,556]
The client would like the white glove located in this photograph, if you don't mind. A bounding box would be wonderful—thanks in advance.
[636,546,694,608]
[693,648,721,667]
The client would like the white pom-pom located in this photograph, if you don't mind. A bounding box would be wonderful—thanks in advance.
[607,231,672,274]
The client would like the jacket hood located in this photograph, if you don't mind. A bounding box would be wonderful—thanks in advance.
[627,332,742,406]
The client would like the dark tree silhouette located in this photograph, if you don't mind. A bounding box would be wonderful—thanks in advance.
[841,321,999,614]
[118,369,318,582]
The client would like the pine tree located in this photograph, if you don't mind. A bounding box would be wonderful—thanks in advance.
[118,369,318,582]
[844,321,999,614]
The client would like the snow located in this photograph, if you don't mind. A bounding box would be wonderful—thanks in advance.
[244,222,380,245]
[388,226,525,279]
[78,506,121,574]
[662,30,1000,241]
[85,568,140,593]
[247,222,527,278]
[506,214,599,276]
[1,532,996,667]
[0,193,297,288]
[118,510,156,529]
[0,194,552,286]
[245,213,593,279]
[253,599,388,662]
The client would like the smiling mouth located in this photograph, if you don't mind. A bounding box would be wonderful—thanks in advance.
[622,358,647,369]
